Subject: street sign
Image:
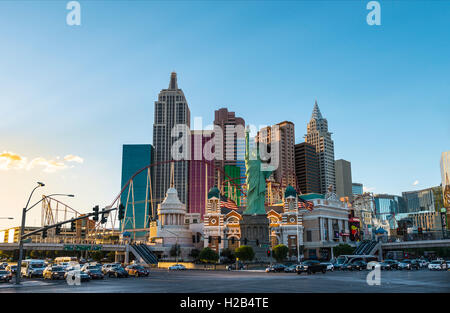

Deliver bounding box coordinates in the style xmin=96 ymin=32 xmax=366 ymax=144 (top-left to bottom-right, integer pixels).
xmin=63 ymin=244 xmax=102 ymax=251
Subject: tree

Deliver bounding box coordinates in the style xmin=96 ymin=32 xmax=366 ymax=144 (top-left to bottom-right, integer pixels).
xmin=170 ymin=244 xmax=181 ymax=258
xmin=189 ymin=249 xmax=200 ymax=262
xmin=234 ymin=245 xmax=254 ymax=263
xmin=220 ymin=248 xmax=235 ymax=263
xmin=272 ymin=244 xmax=289 ymax=263
xmin=333 ymin=244 xmax=354 ymax=257
xmin=91 ymin=251 xmax=104 ymax=262
xmin=199 ymin=247 xmax=219 ymax=263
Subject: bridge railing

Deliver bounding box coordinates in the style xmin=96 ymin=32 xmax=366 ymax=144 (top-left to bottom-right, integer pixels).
xmin=23 ymin=237 xmax=123 ymax=245
xmin=381 ymin=230 xmax=450 ymax=243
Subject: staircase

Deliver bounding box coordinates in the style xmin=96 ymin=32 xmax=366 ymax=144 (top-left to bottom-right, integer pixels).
xmin=129 ymin=244 xmax=158 ymax=265
xmin=353 ymin=240 xmax=380 ymax=256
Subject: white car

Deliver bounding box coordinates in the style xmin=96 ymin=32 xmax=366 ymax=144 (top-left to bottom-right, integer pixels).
xmin=428 ymin=260 xmax=447 ymax=270
xmin=417 ymin=260 xmax=428 ymax=268
xmin=320 ymin=262 xmax=334 ymax=271
xmin=366 ymin=261 xmax=380 ymax=270
xmin=168 ymin=264 xmax=186 ymax=270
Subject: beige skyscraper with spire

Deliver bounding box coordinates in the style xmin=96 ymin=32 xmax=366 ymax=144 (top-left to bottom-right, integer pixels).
xmin=305 ymin=101 xmax=336 ymax=194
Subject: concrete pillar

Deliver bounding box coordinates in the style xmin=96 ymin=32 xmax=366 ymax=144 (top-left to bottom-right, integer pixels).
xmin=328 ymin=219 xmax=333 ymax=242
xmin=125 ymin=245 xmax=129 ymax=264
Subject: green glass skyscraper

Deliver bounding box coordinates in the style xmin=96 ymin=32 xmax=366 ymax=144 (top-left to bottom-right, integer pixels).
xmin=120 ymin=144 xmax=153 ymax=238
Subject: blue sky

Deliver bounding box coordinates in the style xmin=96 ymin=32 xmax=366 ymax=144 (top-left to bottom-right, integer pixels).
xmin=1 ymin=0 xmax=449 ymax=228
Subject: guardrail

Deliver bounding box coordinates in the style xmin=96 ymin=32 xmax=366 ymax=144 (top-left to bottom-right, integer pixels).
xmin=381 ymin=230 xmax=450 ymax=243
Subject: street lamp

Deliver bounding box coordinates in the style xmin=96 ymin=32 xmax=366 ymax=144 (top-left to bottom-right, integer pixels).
xmin=15 ymin=183 xmax=74 ymax=285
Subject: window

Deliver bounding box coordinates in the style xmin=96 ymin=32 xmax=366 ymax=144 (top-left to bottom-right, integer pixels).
xmin=306 ymin=230 xmax=312 ymax=242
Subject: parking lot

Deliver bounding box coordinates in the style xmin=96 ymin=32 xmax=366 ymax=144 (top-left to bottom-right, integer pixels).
xmin=0 ymin=268 xmax=449 ymax=293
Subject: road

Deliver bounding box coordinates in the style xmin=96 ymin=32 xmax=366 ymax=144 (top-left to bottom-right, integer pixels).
xmin=0 ymin=269 xmax=449 ymax=293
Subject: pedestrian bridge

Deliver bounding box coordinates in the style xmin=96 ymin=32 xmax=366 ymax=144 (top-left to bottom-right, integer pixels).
xmin=0 ymin=242 xmax=126 ymax=252
xmin=381 ymin=239 xmax=450 ymax=250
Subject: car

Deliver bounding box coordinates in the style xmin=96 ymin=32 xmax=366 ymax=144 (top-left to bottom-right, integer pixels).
xmin=5 ymin=265 xmax=17 ymax=275
xmin=106 ymin=265 xmax=129 ymax=278
xmin=342 ymin=261 xmax=365 ymax=271
xmin=64 ymin=270 xmax=91 ymax=282
xmin=320 ymin=262 xmax=334 ymax=271
xmin=296 ymin=260 xmax=327 ymax=275
xmin=168 ymin=264 xmax=186 ymax=271
xmin=417 ymin=259 xmax=429 ymax=268
xmin=398 ymin=259 xmax=419 ymax=270
xmin=380 ymin=262 xmax=392 ymax=271
xmin=226 ymin=262 xmax=245 ymax=271
xmin=383 ymin=259 xmax=400 ymax=270
xmin=81 ymin=265 xmax=104 ymax=279
xmin=284 ymin=264 xmax=298 ymax=273
xmin=43 ymin=265 xmax=66 ymax=280
xmin=352 ymin=260 xmax=367 ymax=271
xmin=101 ymin=263 xmax=123 ymax=274
xmin=428 ymin=260 xmax=447 ymax=271
xmin=0 ymin=270 xmax=12 ymax=283
xmin=0 ymin=262 xmax=8 ymax=269
xmin=22 ymin=260 xmax=46 ymax=278
xmin=265 ymin=264 xmax=287 ymax=273
xmin=125 ymin=265 xmax=150 ymax=277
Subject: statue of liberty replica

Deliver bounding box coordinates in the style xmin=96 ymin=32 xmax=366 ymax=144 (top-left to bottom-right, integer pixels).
xmin=244 ymin=127 xmax=273 ymax=214
xmin=241 ymin=127 xmax=273 ymax=260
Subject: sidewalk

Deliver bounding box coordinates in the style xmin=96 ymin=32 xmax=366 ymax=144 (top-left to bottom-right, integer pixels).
xmin=0 ymin=280 xmax=55 ymax=289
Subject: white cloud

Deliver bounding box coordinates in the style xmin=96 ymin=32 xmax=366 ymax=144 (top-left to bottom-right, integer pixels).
xmin=27 ymin=157 xmax=67 ymax=173
xmin=64 ymin=154 xmax=84 ymax=164
xmin=0 ymin=151 xmax=27 ymax=170
xmin=413 ymin=180 xmax=419 ymax=186
xmin=0 ymin=151 xmax=82 ymax=173
xmin=363 ymin=186 xmax=376 ymax=192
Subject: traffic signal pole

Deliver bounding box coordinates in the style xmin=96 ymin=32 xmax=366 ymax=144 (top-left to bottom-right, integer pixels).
xmin=15 ymin=205 xmax=117 ymax=284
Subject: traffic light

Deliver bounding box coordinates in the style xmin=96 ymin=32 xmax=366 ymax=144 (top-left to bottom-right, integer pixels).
xmin=42 ymin=229 xmax=47 ymax=239
xmin=244 ymin=238 xmax=248 ymax=245
xmin=55 ymin=225 xmax=61 ymax=235
xmin=208 ymin=236 xmax=212 ymax=243
xmin=256 ymin=239 xmax=259 ymax=246
xmin=267 ymin=249 xmax=271 ymax=257
xmin=93 ymin=205 xmax=99 ymax=221
xmin=100 ymin=209 xmax=108 ymax=224
xmin=218 ymin=236 xmax=221 ymax=244
xmin=418 ymin=227 xmax=423 ymax=235
xmin=118 ymin=204 xmax=125 ymax=221
xmin=70 ymin=221 xmax=76 ymax=232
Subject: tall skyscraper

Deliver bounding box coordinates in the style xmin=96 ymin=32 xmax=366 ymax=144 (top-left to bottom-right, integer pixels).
xmin=441 ymin=151 xmax=450 ymax=209
xmin=188 ymin=130 xmax=214 ymax=218
xmin=402 ymin=187 xmax=438 ymax=213
xmin=120 ymin=144 xmax=153 ymax=237
xmin=256 ymin=121 xmax=296 ymax=188
xmin=213 ymin=108 xmax=245 ymax=186
xmin=153 ymin=72 xmax=191 ymax=208
xmin=294 ymin=142 xmax=320 ymax=194
xmin=335 ymin=159 xmax=353 ymax=200
xmin=305 ymin=101 xmax=336 ymax=194
xmin=373 ymin=194 xmax=407 ymax=220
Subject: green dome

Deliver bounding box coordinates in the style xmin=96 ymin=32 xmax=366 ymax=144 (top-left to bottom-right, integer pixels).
xmin=208 ymin=186 xmax=220 ymax=199
xmin=284 ymin=185 xmax=297 ymax=198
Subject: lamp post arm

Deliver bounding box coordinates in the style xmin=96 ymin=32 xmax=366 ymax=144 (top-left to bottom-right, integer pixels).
xmin=24 ymin=185 xmax=40 ymax=211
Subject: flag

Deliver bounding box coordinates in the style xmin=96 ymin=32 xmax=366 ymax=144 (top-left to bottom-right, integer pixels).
xmin=220 ymin=194 xmax=238 ymax=210
xmin=298 ymin=196 xmax=314 ymax=211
